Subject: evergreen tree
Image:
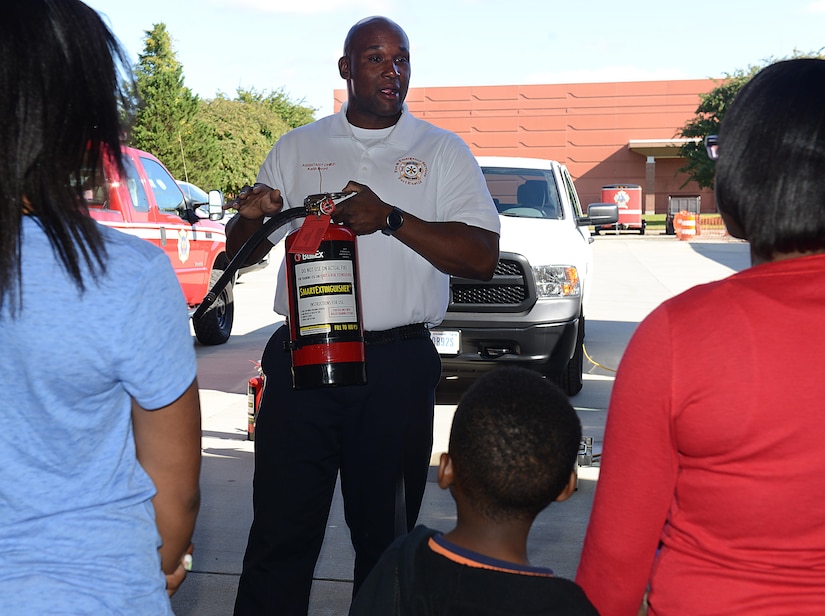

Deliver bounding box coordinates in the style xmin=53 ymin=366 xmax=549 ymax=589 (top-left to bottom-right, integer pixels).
xmin=130 ymin=23 xmax=221 ymax=191
xmin=128 ymin=24 xmax=319 ymax=196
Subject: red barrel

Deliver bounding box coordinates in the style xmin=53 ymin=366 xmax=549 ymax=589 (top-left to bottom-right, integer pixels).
xmin=247 ymin=373 xmax=264 ymax=440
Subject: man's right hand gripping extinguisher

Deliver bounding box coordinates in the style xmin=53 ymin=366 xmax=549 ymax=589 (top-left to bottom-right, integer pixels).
xmin=283 ymin=193 xmax=367 ymax=389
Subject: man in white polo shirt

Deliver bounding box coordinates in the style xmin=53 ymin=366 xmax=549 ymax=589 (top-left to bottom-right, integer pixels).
xmin=228 ymin=16 xmax=500 ymax=615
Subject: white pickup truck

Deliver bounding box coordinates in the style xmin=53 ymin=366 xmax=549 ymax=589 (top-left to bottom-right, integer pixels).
xmin=430 ymin=157 xmax=618 ymax=395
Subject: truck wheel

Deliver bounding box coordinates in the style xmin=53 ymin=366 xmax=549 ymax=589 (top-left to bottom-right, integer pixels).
xmin=193 ymin=269 xmax=234 ymax=345
xmin=559 ymin=315 xmax=584 ymax=396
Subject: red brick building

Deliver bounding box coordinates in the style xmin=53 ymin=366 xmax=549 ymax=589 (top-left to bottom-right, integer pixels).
xmin=335 ymin=79 xmax=719 ymax=214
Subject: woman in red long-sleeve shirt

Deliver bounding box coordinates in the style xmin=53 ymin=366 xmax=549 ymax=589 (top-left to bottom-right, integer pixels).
xmin=577 ymin=58 xmax=825 ymax=616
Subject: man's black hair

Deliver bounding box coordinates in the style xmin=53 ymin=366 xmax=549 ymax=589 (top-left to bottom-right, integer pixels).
xmin=449 ymin=367 xmax=582 ymax=521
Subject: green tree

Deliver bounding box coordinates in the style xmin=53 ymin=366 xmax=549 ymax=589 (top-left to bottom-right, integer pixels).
xmin=678 ymin=50 xmax=825 ymax=189
xmin=235 ymin=88 xmax=317 ymax=130
xmin=130 ymin=23 xmax=221 ymax=190
xmin=200 ymin=94 xmax=292 ymax=196
xmin=677 ymin=68 xmax=758 ymax=190
xmin=195 ymin=88 xmax=316 ymax=197
xmin=128 ymin=24 xmax=317 ymax=196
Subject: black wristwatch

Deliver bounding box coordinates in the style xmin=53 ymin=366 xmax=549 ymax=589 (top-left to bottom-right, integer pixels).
xmin=382 ymin=207 xmax=405 ymax=236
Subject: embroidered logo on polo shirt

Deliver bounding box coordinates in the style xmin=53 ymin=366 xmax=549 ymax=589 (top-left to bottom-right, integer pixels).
xmin=302 ymin=162 xmax=336 ymax=188
xmin=395 ymin=157 xmax=428 ymax=185
xmin=302 ymin=162 xmax=336 ymax=173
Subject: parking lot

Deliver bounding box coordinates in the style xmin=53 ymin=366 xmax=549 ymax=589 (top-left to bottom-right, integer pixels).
xmin=172 ymin=232 xmax=750 ymax=615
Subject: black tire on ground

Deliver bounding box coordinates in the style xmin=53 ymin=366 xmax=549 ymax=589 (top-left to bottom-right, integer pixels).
xmin=193 ymin=269 xmax=234 ymax=345
xmin=640 ymin=220 xmax=646 ymax=235
xmin=559 ymin=314 xmax=584 ymax=396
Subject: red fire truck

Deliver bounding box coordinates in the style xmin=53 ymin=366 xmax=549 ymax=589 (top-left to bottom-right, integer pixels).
xmin=86 ymin=147 xmax=234 ymax=345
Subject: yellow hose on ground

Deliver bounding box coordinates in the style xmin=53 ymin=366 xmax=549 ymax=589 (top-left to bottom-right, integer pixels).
xmin=583 ymin=344 xmax=616 ymax=373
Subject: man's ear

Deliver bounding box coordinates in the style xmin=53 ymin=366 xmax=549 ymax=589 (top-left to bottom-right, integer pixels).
xmin=554 ymin=471 xmax=578 ymax=503
xmin=338 ymin=56 xmax=350 ymax=79
xmin=437 ymin=452 xmax=454 ymax=490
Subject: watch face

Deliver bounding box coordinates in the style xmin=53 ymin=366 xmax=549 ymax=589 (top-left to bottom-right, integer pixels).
xmin=388 ymin=209 xmax=404 ymax=230
xmin=385 ymin=207 xmax=404 ymax=233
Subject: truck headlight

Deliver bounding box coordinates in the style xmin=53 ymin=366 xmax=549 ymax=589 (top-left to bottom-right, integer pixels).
xmin=532 ymin=265 xmax=580 ymax=298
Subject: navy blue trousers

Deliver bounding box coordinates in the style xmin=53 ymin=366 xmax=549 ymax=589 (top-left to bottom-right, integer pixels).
xmin=233 ymin=325 xmax=441 ymax=615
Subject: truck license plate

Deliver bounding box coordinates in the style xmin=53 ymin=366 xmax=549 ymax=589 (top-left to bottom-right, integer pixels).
xmin=430 ymin=330 xmax=460 ymax=355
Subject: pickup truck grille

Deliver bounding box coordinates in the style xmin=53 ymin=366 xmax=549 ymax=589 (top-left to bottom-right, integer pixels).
xmin=448 ymin=253 xmax=535 ymax=313
xmin=492 ymin=259 xmax=523 ymax=277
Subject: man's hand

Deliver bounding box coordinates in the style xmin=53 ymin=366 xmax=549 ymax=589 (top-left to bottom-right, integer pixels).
xmin=330 ymin=181 xmax=391 ymax=235
xmin=332 ymin=180 xmax=499 ymax=280
xmin=230 ymin=183 xmax=284 ymax=220
xmin=224 ymin=183 xmax=284 ymax=260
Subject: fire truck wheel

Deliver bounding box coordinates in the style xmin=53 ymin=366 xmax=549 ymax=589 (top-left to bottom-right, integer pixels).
xmin=193 ymin=269 xmax=234 ymax=345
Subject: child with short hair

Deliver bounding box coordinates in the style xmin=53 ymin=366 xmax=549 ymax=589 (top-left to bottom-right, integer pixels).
xmin=349 ymin=367 xmax=598 ymax=615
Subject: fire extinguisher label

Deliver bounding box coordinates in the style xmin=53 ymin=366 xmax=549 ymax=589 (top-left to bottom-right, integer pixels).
xmin=285 ymin=222 xmax=366 ymax=387
xmin=294 ymin=258 xmax=359 ymax=335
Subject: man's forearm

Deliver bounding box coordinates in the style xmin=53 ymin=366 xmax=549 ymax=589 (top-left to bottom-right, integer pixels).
xmin=394 ymin=217 xmax=500 ymax=280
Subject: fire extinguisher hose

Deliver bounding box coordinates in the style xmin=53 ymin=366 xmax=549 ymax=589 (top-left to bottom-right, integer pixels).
xmin=193 ymin=207 xmax=309 ymax=320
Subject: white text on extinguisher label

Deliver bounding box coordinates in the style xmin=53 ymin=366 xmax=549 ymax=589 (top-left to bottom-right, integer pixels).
xmin=295 ymin=260 xmax=358 ymax=334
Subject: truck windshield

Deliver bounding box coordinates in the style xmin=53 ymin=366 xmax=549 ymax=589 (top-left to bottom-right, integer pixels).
xmin=77 ymin=155 xmax=149 ymax=213
xmin=482 ymin=168 xmax=563 ymax=220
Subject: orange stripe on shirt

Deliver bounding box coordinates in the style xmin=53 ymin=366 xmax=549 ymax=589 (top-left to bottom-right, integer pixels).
xmin=427 ymin=535 xmax=554 ymax=577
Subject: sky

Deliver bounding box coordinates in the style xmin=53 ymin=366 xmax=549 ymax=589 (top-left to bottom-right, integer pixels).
xmin=85 ymin=0 xmax=825 ymax=119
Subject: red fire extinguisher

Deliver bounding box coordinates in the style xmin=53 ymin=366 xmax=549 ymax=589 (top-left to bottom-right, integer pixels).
xmin=284 ymin=193 xmax=367 ymax=389
xmin=247 ymin=361 xmax=264 ymax=441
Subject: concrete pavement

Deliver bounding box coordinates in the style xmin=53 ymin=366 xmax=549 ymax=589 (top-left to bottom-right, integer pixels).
xmin=171 ymin=232 xmax=750 ymax=615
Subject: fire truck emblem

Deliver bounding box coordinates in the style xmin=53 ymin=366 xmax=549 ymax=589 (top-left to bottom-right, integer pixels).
xmin=178 ymin=229 xmax=190 ymax=263
xmin=395 ymin=157 xmax=428 ymax=185
xmin=614 ymin=190 xmax=630 ymax=209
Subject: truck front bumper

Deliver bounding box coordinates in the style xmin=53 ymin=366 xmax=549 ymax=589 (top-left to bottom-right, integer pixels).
xmin=432 ymin=318 xmax=578 ymax=378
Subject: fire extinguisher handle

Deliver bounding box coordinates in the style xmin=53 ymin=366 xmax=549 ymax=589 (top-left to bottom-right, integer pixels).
xmin=193 ymin=207 xmax=309 ymax=320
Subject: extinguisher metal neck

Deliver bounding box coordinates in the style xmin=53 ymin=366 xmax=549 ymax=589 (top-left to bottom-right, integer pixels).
xmin=303 ymin=192 xmax=356 ymax=216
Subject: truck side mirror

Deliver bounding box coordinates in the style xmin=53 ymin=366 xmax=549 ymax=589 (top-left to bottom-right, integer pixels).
xmin=578 ymin=203 xmax=619 ymax=227
xmin=208 ymin=189 xmax=225 ymax=221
